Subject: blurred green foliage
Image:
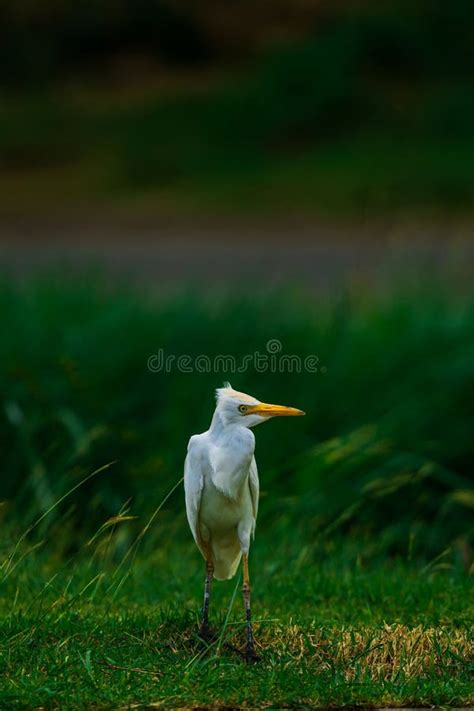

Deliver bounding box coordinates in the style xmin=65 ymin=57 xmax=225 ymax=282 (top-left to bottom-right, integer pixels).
xmin=1 ymin=278 xmax=473 ymax=562
xmin=1 ymin=0 xmax=473 ymax=215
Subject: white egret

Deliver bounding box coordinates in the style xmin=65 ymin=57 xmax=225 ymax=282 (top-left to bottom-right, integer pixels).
xmin=184 ymin=383 xmax=305 ymax=661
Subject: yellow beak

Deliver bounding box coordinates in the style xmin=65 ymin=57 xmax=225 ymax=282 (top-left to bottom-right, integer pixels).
xmin=246 ymin=402 xmax=305 ymax=417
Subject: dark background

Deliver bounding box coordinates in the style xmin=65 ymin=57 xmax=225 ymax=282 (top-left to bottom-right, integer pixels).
xmin=0 ymin=0 xmax=473 ymax=568
xmin=0 ymin=0 xmax=473 ymax=221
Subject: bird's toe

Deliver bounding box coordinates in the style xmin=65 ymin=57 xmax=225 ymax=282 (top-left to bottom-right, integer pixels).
xmin=244 ymin=647 xmax=261 ymax=664
xmin=198 ymin=625 xmax=216 ymax=644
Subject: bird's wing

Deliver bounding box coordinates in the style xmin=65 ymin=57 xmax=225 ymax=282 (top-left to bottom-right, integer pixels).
xmin=248 ymin=455 xmax=259 ymax=532
xmin=184 ymin=434 xmax=205 ymax=551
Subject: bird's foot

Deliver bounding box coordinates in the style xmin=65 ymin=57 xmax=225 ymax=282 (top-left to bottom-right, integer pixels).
xmin=198 ymin=623 xmax=215 ymax=643
xmin=244 ymin=645 xmax=261 ymax=664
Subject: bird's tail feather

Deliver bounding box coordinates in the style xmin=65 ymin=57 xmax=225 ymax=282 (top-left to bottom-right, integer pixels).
xmin=211 ymin=541 xmax=242 ymax=580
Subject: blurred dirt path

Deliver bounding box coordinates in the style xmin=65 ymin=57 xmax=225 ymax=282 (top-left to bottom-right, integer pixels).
xmin=0 ymin=217 xmax=472 ymax=290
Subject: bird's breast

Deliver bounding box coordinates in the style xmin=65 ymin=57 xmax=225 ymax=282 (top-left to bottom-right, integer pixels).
xmin=208 ymin=428 xmax=254 ymax=498
xmin=199 ymin=475 xmax=252 ymax=534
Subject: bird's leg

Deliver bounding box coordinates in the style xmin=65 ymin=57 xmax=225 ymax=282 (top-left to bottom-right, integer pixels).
xmin=200 ymin=558 xmax=214 ymax=640
xmin=242 ymin=554 xmax=259 ymax=662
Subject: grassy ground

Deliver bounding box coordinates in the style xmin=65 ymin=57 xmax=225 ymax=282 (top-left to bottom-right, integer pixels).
xmin=1 ymin=540 xmax=473 ymax=708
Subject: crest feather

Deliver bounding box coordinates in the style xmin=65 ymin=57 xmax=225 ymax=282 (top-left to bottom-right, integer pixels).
xmin=215 ymin=383 xmax=259 ymax=406
xmin=215 ymin=381 xmax=233 ymax=403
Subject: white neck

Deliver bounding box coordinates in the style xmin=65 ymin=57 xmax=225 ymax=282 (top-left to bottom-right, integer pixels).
xmin=207 ymin=409 xmax=255 ymax=499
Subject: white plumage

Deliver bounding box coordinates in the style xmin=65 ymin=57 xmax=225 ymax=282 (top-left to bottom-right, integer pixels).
xmin=185 ymin=384 xmax=261 ymax=579
xmin=184 ymin=383 xmax=304 ymax=660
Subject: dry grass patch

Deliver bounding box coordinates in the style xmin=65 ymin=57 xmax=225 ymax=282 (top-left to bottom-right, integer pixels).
xmin=251 ymin=623 xmax=473 ymax=680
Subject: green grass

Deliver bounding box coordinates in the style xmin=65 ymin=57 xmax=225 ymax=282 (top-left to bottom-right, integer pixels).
xmin=1 ymin=537 xmax=473 ymax=708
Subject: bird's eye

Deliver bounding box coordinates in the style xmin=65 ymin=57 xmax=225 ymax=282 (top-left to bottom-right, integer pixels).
xmin=238 ymin=405 xmax=248 ymax=414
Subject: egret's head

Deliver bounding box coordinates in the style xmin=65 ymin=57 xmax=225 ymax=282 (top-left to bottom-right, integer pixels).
xmin=215 ymin=383 xmax=305 ymax=428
